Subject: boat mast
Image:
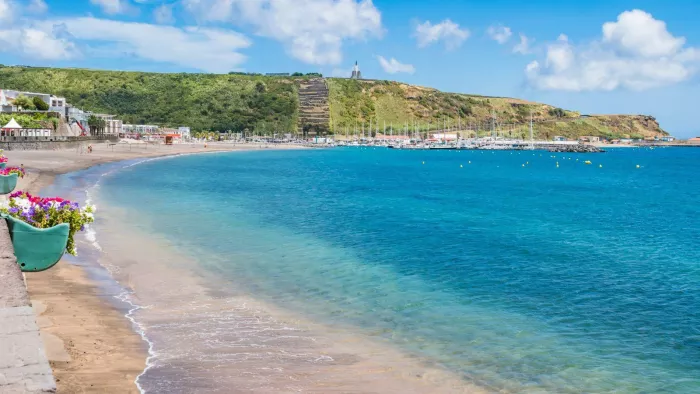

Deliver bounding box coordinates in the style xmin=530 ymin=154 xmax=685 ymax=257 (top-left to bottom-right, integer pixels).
xmin=530 ymin=111 xmax=534 ymax=148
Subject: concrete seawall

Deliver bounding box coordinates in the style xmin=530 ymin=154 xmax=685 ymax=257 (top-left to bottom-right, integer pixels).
xmin=1 ymin=137 xmax=118 ymax=152
xmin=0 ymin=219 xmax=56 ymax=393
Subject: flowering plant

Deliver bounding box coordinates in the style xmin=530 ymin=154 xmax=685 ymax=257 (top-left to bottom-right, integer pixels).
xmin=0 ymin=166 xmax=25 ymax=178
xmin=0 ymin=191 xmax=95 ymax=255
xmin=0 ymin=157 xmax=8 ymax=163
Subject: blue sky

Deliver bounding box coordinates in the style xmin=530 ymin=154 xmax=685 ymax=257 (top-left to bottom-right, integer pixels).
xmin=1 ymin=0 xmax=699 ymax=137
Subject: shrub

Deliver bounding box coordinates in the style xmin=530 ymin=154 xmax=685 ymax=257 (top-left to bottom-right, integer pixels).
xmin=13 ymin=95 xmax=35 ymax=110
xmin=32 ymin=96 xmax=49 ymax=111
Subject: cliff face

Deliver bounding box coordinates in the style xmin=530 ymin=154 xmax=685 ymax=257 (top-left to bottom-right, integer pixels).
xmin=0 ymin=66 xmax=666 ymax=139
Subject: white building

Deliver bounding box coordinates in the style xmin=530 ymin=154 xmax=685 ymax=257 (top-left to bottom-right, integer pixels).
xmin=49 ymin=96 xmax=67 ymax=113
xmin=1 ymin=89 xmax=66 ymax=113
xmin=95 ymin=114 xmax=123 ymax=135
xmin=178 ymin=126 xmax=191 ymax=139
xmin=123 ymin=124 xmax=159 ymax=134
xmin=432 ymin=133 xmax=458 ymax=141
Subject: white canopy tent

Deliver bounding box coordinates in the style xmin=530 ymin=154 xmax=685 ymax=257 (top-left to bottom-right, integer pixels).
xmin=2 ymin=118 xmax=22 ymax=129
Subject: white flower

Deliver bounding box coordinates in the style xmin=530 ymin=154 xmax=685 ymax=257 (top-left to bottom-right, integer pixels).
xmin=14 ymin=198 xmax=32 ymax=211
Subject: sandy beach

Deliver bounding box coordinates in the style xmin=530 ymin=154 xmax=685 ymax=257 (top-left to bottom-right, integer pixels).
xmin=6 ymin=142 xmax=307 ymax=393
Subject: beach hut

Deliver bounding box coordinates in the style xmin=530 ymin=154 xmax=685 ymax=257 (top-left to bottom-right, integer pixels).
xmin=1 ymin=118 xmax=22 ymax=137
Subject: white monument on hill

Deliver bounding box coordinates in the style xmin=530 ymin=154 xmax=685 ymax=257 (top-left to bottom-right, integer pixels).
xmin=350 ymin=61 xmax=362 ymax=79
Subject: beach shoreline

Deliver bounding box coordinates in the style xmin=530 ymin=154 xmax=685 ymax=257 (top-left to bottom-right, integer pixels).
xmin=7 ymin=142 xmax=487 ymax=393
xmin=7 ymin=142 xmax=309 ymax=393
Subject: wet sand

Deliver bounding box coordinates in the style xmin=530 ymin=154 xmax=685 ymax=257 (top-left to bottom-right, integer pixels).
xmin=7 ymin=142 xmax=307 ymax=393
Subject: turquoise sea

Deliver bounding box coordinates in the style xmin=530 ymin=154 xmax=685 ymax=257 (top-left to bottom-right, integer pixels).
xmin=49 ymin=147 xmax=700 ymax=392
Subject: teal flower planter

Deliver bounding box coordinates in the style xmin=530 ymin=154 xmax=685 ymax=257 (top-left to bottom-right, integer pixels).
xmin=2 ymin=215 xmax=69 ymax=272
xmin=0 ymin=163 xmax=6 ymax=169
xmin=0 ymin=173 xmax=18 ymax=194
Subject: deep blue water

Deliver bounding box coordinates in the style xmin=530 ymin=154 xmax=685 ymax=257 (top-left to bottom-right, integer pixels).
xmin=93 ymin=147 xmax=700 ymax=392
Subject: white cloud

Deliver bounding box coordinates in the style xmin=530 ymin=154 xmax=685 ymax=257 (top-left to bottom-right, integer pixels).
xmin=0 ymin=25 xmax=78 ymax=60
xmin=27 ymin=0 xmax=48 ymax=14
xmin=414 ymin=19 xmax=469 ymax=50
xmin=377 ymin=56 xmax=415 ymax=74
xmin=89 ymin=0 xmax=134 ymax=15
xmin=0 ymin=9 xmax=251 ymax=73
xmin=487 ymin=24 xmax=511 ymax=44
xmin=54 ymin=17 xmax=251 ymax=72
xmin=513 ymin=33 xmax=531 ymax=54
xmin=526 ymin=10 xmax=700 ymax=91
xmin=0 ymin=0 xmax=13 ymax=23
xmin=602 ymin=10 xmax=684 ymax=57
xmin=154 ymin=4 xmax=174 ymax=24
xmin=183 ymin=0 xmax=382 ymax=65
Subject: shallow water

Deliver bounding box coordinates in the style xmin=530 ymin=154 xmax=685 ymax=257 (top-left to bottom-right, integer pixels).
xmin=47 ymin=147 xmax=700 ymax=392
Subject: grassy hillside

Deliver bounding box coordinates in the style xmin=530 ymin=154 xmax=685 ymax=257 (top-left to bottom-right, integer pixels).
xmin=327 ymin=79 xmax=667 ymax=140
xmin=0 ymin=66 xmax=666 ymax=139
xmin=0 ymin=66 xmax=298 ymax=133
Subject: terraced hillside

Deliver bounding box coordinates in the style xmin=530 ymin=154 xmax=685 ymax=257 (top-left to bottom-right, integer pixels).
xmin=297 ymin=78 xmax=330 ymax=135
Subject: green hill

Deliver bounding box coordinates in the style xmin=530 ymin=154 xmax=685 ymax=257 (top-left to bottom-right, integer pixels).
xmin=326 ymin=78 xmax=667 ymax=140
xmin=0 ymin=66 xmax=667 ymax=140
xmin=0 ymin=66 xmax=298 ymax=133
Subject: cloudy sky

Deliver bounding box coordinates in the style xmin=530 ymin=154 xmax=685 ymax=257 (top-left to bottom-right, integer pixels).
xmin=1 ymin=0 xmax=699 ymax=137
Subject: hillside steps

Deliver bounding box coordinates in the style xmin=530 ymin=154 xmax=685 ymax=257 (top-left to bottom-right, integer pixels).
xmin=297 ymin=78 xmax=330 ymax=135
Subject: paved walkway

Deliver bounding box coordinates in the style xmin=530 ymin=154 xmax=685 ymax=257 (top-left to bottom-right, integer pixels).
xmin=0 ymin=219 xmax=56 ymax=393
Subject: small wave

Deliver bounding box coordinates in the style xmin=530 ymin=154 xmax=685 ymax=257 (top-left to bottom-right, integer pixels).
xmin=84 ymin=226 xmax=102 ymax=251
xmin=115 ymin=291 xmax=155 ymax=394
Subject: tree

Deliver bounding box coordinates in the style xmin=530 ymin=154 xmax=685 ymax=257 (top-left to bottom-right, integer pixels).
xmin=255 ymin=81 xmax=266 ymax=93
xmin=291 ymin=72 xmax=304 ymax=77
xmin=32 ymin=96 xmax=49 ymax=111
xmin=549 ymin=107 xmax=566 ymax=118
xmin=13 ymin=95 xmax=35 ymax=110
xmin=87 ymin=115 xmax=106 ymax=136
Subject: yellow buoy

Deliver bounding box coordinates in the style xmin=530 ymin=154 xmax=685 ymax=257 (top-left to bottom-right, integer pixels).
xmin=585 ymin=160 xmax=592 ymax=165
xmin=599 ymin=164 xmax=603 ymax=168
xmin=636 ymin=164 xmax=640 ymax=168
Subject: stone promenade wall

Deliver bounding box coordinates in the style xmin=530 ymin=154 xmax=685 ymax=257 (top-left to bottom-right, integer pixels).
xmin=0 ymin=219 xmax=56 ymax=393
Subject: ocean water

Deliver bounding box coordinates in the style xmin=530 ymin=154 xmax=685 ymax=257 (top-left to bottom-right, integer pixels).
xmin=48 ymin=147 xmax=700 ymax=392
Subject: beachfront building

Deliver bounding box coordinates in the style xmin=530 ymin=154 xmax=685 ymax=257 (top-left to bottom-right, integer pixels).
xmin=578 ymin=136 xmax=601 ymax=143
xmin=94 ymin=114 xmax=123 ymax=135
xmin=0 ymin=89 xmax=66 ymax=113
xmin=178 ymin=127 xmax=191 ymax=140
xmin=432 ymin=133 xmax=458 ymax=141
xmin=123 ymin=124 xmax=159 ymax=135
xmin=661 ymin=136 xmax=676 ymax=142
xmin=49 ymin=96 xmax=67 ymax=113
